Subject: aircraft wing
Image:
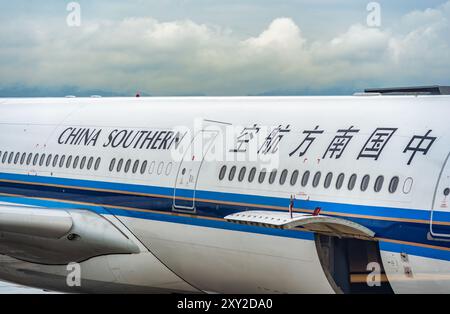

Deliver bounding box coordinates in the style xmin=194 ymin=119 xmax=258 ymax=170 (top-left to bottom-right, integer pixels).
xmin=0 ymin=204 xmax=140 ymax=265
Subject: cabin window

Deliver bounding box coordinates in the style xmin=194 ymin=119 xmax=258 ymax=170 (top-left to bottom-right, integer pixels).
xmin=14 ymin=152 xmax=20 ymax=164
xmin=140 ymin=160 xmax=148 ymax=174
xmin=219 ymin=165 xmax=227 ymax=180
xmin=165 ymin=162 xmax=173 ymax=176
xmin=109 ymin=159 xmax=116 ymax=172
xmin=132 ymin=160 xmax=139 ymax=174
xmin=39 ymin=154 xmax=46 ymax=166
xmin=312 ymin=171 xmax=322 ymax=188
xmin=1 ymin=152 xmax=7 ymax=163
xmin=348 ymin=174 xmax=357 ymax=190
xmin=8 ymin=152 xmax=14 ymax=164
xmin=33 ymin=153 xmax=39 ymax=166
xmin=87 ymin=157 xmax=94 ymax=170
xmin=290 ymin=170 xmax=299 ymax=186
xmin=46 ymin=154 xmax=52 ymax=167
xmin=258 ymin=168 xmax=267 ymax=184
xmin=269 ymin=169 xmax=277 ymax=184
xmin=20 ymin=153 xmax=26 ymax=165
xmin=157 ymin=162 xmax=164 ymax=175
xmin=53 ymin=155 xmax=59 ymax=167
xmin=228 ymin=166 xmax=237 ymax=181
xmin=301 ymin=171 xmax=310 ymax=187
xmin=72 ymin=156 xmax=79 ymax=169
xmin=279 ymin=169 xmax=288 ymax=185
xmin=148 ymin=161 xmax=155 ymax=174
xmin=374 ymin=176 xmax=384 ymax=192
xmin=116 ymin=159 xmax=123 ymax=172
xmin=124 ymin=159 xmax=132 ymax=173
xmin=26 ymin=153 xmax=33 ymax=165
xmin=66 ymin=155 xmax=73 ymax=168
xmin=389 ymin=176 xmax=399 ymax=193
xmin=361 ymin=175 xmax=370 ymax=191
xmin=248 ymin=167 xmax=257 ymax=183
xmin=238 ymin=167 xmax=246 ymax=182
xmin=80 ymin=156 xmax=87 ymax=170
xmin=324 ymin=172 xmax=333 ymax=189
xmin=336 ymin=173 xmax=345 ymax=189
xmin=59 ymin=155 xmax=66 ymax=168
xmin=94 ymin=157 xmax=101 ymax=171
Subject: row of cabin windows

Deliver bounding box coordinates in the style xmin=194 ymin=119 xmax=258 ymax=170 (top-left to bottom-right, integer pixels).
xmin=218 ymin=165 xmax=400 ymax=194
xmin=108 ymin=158 xmax=173 ymax=176
xmin=0 ymin=150 xmax=101 ymax=171
xmin=109 ymin=158 xmax=147 ymax=175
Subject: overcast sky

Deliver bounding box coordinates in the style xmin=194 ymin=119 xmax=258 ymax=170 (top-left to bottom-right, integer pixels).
xmin=0 ymin=0 xmax=449 ymax=96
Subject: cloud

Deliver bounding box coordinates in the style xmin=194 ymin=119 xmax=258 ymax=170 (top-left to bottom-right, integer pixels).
xmin=0 ymin=1 xmax=449 ymax=96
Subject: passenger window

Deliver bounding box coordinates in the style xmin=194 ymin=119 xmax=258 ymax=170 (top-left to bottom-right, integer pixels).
xmin=374 ymin=176 xmax=384 ymax=192
xmin=348 ymin=174 xmax=357 ymax=190
xmin=26 ymin=153 xmax=33 ymax=165
xmin=336 ymin=173 xmax=345 ymax=190
xmin=66 ymin=155 xmax=73 ymax=168
xmin=238 ymin=167 xmax=246 ymax=182
xmin=116 ymin=159 xmax=123 ymax=172
xmin=109 ymin=159 xmax=116 ymax=172
xmin=312 ymin=171 xmax=321 ymax=188
xmin=361 ymin=175 xmax=370 ymax=191
xmin=1 ymin=151 xmax=7 ymax=163
xmin=59 ymin=155 xmax=66 ymax=168
xmin=165 ymin=162 xmax=172 ymax=176
xmin=279 ymin=169 xmax=288 ymax=185
xmin=39 ymin=154 xmax=46 ymax=166
xmin=157 ymin=162 xmax=164 ymax=175
xmin=33 ymin=153 xmax=39 ymax=166
xmin=94 ymin=157 xmax=101 ymax=170
xmin=46 ymin=154 xmax=52 ymax=167
xmin=53 ymin=155 xmax=59 ymax=167
xmin=72 ymin=156 xmax=79 ymax=169
xmin=148 ymin=161 xmax=155 ymax=174
xmin=258 ymin=168 xmax=267 ymax=183
xmin=140 ymin=160 xmax=148 ymax=174
xmin=389 ymin=176 xmax=399 ymax=193
xmin=324 ymin=172 xmax=333 ymax=189
xmin=20 ymin=153 xmax=26 ymax=165
xmin=124 ymin=159 xmax=132 ymax=173
xmin=269 ymin=169 xmax=277 ymax=184
xmin=80 ymin=156 xmax=87 ymax=170
xmin=219 ymin=165 xmax=227 ymax=180
xmin=248 ymin=167 xmax=257 ymax=182
xmin=290 ymin=170 xmax=299 ymax=186
xmin=301 ymin=171 xmax=310 ymax=187
xmin=87 ymin=157 xmax=94 ymax=170
xmin=8 ymin=152 xmax=14 ymax=164
xmin=132 ymin=160 xmax=139 ymax=174
xmin=228 ymin=166 xmax=237 ymax=181
xmin=14 ymin=152 xmax=20 ymax=164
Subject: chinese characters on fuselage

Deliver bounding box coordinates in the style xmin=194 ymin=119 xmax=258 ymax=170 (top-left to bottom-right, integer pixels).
xmin=230 ymin=124 xmax=436 ymax=165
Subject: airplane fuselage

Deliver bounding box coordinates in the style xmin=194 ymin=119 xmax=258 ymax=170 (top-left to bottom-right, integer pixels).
xmin=0 ymin=96 xmax=449 ymax=293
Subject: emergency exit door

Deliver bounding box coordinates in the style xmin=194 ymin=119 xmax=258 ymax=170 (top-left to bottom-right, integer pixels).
xmin=173 ymin=130 xmax=218 ymax=212
xmin=430 ymin=152 xmax=450 ymax=237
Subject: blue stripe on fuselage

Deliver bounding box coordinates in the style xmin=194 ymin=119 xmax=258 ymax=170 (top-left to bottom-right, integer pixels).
xmin=1 ymin=171 xmax=450 ymax=262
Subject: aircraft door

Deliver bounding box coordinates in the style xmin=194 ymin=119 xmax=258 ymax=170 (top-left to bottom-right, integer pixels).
xmin=173 ymin=130 xmax=218 ymax=213
xmin=430 ymin=152 xmax=450 ymax=237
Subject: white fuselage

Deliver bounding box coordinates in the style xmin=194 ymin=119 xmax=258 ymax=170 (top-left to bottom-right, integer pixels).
xmin=0 ymin=96 xmax=449 ymax=293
